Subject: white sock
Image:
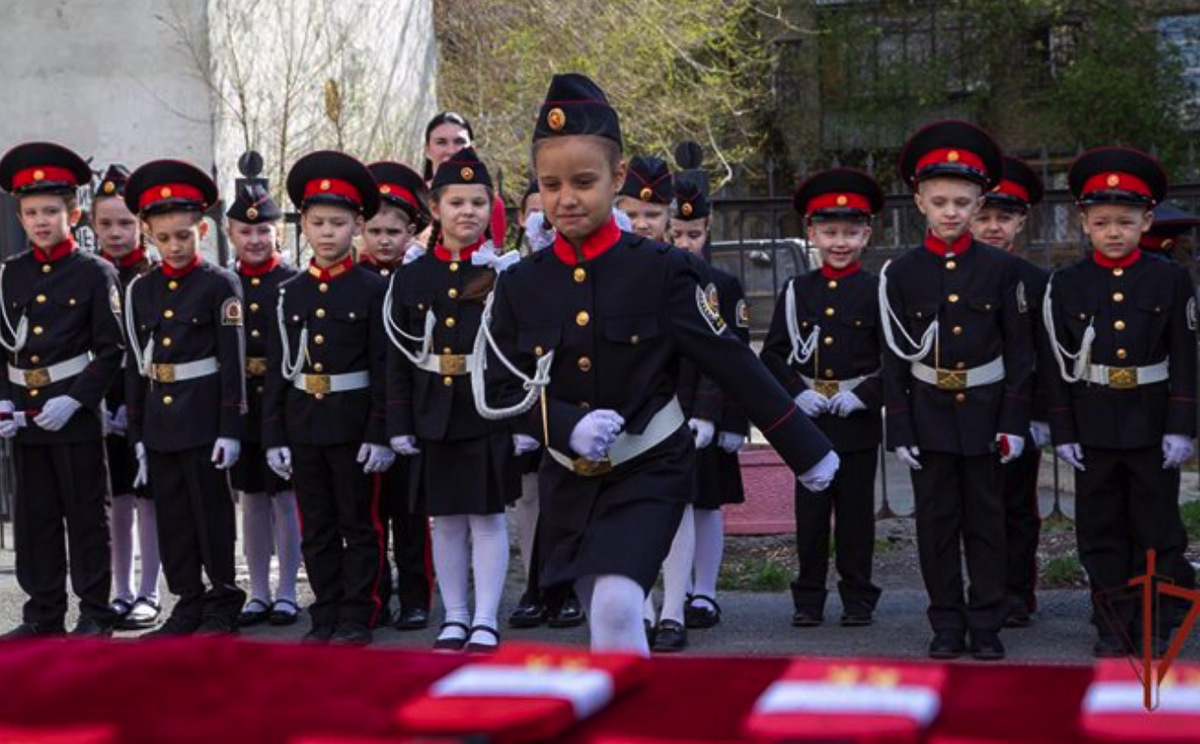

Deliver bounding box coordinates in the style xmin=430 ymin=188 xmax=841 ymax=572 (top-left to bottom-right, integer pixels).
xmin=272 ymin=492 xmax=303 ymax=603
xmin=511 ymin=475 xmax=539 ymax=581
xmin=660 ymin=505 xmax=695 ymax=624
xmin=468 ymin=512 xmax=509 ymax=645
xmin=110 ymin=494 xmax=136 ymax=603
xmin=134 ymin=498 xmax=161 ymax=602
xmin=584 ymin=574 xmax=649 ymax=657
xmin=432 ymin=515 xmax=470 ymax=640
xmin=691 ymin=508 xmax=724 ymax=605
xmin=241 ymin=492 xmax=273 ymax=604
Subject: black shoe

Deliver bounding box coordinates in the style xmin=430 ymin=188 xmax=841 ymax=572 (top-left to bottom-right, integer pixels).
xmin=652 ymin=620 xmax=687 ymax=652
xmin=1093 ymin=635 xmax=1127 ymax=658
xmin=508 ymin=599 xmax=547 ymax=629
xmin=840 ymin=611 xmax=874 ymax=627
xmin=684 ymin=595 xmax=721 ymax=629
xmin=433 ymin=621 xmax=470 ymax=652
xmin=142 ymin=614 xmax=201 ymax=639
xmin=331 ymin=621 xmax=372 ymax=646
xmin=465 ymin=625 xmax=501 ymax=654
xmin=928 ymin=631 xmax=967 ymax=659
xmin=547 ymin=596 xmax=585 ymax=628
xmin=237 ymin=599 xmax=272 ymax=628
xmin=644 ymin=618 xmax=657 ymax=647
xmin=1003 ymin=597 xmax=1033 ymax=629
xmin=70 ymin=617 xmax=114 ymax=638
xmin=791 ymin=609 xmax=824 ymax=628
xmin=303 ymin=624 xmax=335 ymax=643
xmin=970 ymin=631 xmax=1006 ymax=661
xmin=2 ymin=621 xmax=66 ymax=640
xmin=109 ymin=598 xmax=134 ymax=621
xmin=197 ymin=615 xmax=239 ymax=635
xmin=268 ymin=599 xmax=300 ymax=627
xmin=394 ymin=606 xmax=430 ymax=631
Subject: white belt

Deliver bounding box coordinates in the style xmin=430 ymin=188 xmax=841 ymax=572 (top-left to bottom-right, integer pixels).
xmin=292 ymin=370 xmax=370 ymax=395
xmin=7 ymin=353 xmax=91 ymax=389
xmin=910 ymin=356 xmax=1004 ymax=391
xmin=1083 ymin=360 xmax=1169 ymax=389
xmin=800 ymin=370 xmax=877 ymax=398
xmin=414 ymin=353 xmax=474 ymax=377
xmin=149 ymin=357 xmax=219 ymax=383
xmin=548 ymin=397 xmax=686 ymax=477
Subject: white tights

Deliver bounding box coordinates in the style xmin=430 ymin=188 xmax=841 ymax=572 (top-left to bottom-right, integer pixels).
xmin=241 ymin=491 xmax=303 ymax=604
xmin=432 ymin=513 xmax=509 ymax=645
xmin=110 ymin=494 xmax=160 ymax=603
xmin=577 ymin=574 xmax=650 ymax=657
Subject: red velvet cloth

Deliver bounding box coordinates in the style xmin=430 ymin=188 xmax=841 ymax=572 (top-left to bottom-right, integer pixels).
xmin=0 ymin=638 xmax=1102 ymax=743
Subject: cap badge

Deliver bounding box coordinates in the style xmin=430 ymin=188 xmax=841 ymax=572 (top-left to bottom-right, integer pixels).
xmin=1107 ymin=174 xmax=1120 ymax=187
xmin=461 ymin=167 xmax=475 ymax=181
xmin=639 ymin=187 xmax=653 ymax=201
xmin=380 ymin=185 xmax=392 ymax=195
xmin=320 ymin=179 xmax=332 ymax=191
xmin=836 ymin=195 xmax=848 ymax=206
xmin=246 ymin=206 xmax=259 ymax=221
xmin=160 ymin=186 xmax=172 ymax=199
xmin=681 ymin=202 xmax=693 ymax=217
xmin=103 ymin=181 xmax=115 ymax=194
xmin=32 ymin=169 xmax=45 ymax=181
xmin=947 ymin=151 xmax=960 ymax=163
xmin=547 ymin=107 xmax=567 ymax=132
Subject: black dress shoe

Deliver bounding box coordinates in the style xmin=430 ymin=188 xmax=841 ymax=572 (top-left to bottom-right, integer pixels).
xmin=644 ymin=618 xmax=657 ymax=647
xmin=268 ymin=599 xmax=300 ymax=627
xmin=1093 ymin=635 xmax=1127 ymax=658
xmin=70 ymin=617 xmax=114 ymax=638
xmin=508 ymin=600 xmax=547 ymax=629
xmin=2 ymin=621 xmax=66 ymax=640
xmin=142 ymin=614 xmax=202 ymax=639
xmin=840 ymin=612 xmax=874 ymax=627
xmin=237 ymin=599 xmax=272 ymax=628
xmin=547 ymin=596 xmax=585 ymax=629
xmin=684 ymin=595 xmax=721 ymax=629
xmin=118 ymin=598 xmax=161 ymax=630
xmin=791 ymin=609 xmax=824 ymax=628
xmin=433 ymin=621 xmax=470 ymax=652
xmin=1003 ymin=597 xmax=1033 ymax=628
xmin=970 ymin=631 xmax=1006 ymax=661
xmin=197 ymin=616 xmax=239 ymax=635
xmin=928 ymin=631 xmax=967 ymax=659
xmin=331 ymin=621 xmax=372 ymax=646
xmin=652 ymin=620 xmax=687 ymax=652
xmin=466 ymin=625 xmax=501 ymax=654
xmin=394 ymin=606 xmax=430 ymax=631
xmin=303 ymin=625 xmax=336 ymax=643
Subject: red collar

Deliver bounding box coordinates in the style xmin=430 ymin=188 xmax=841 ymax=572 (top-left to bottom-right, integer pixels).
xmin=239 ymin=252 xmax=281 ymax=277
xmin=307 ymin=254 xmax=355 ymax=282
xmin=32 ymin=236 xmax=76 ymax=264
xmin=103 ymin=247 xmax=146 ymax=269
xmin=433 ymin=236 xmax=485 ymax=263
xmin=359 ymin=251 xmax=399 ymax=269
xmin=162 ymin=253 xmax=202 ymax=278
xmin=1092 ymin=248 xmax=1141 ymax=269
xmin=923 ymin=230 xmax=972 ymax=258
xmin=552 ymin=218 xmax=622 ymax=266
xmin=821 ymin=261 xmax=861 ymax=280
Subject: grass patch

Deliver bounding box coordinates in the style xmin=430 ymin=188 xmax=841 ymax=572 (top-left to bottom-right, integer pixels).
xmin=1182 ymin=500 xmax=1200 ymax=542
xmin=719 ymin=557 xmax=792 ymax=592
xmin=1041 ymin=512 xmax=1074 ymax=533
xmin=1041 ymin=553 xmax=1085 ymax=588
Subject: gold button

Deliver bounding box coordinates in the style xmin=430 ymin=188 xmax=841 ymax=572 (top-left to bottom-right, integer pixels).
xmin=314 ymin=393 xmax=325 ymax=401
xmin=316 ymin=308 xmax=326 ymax=319
xmin=250 ymin=303 xmax=260 ymax=313
xmin=162 ymin=337 xmax=171 ymax=346
xmin=825 ymin=369 xmax=835 ymax=378
xmin=574 ymin=268 xmax=587 ymax=283
xmin=318 ymin=283 xmax=329 ymax=293
xmin=163 ymin=309 xmax=174 ymax=319
xmin=823 ymin=336 xmax=834 ymax=346
xmin=630 ymin=334 xmax=640 ymax=345
xmin=576 ymin=311 xmax=590 ymax=327
xmin=41 ymin=265 xmax=51 ymax=274
xmin=28 ymin=388 xmax=39 ymax=398
xmin=314 ymin=334 xmax=325 ymax=344
xmin=1117 ymin=348 xmax=1128 ymax=359
xmin=69 ymin=298 xmax=75 ymax=306
xmin=948 ymin=294 xmax=960 ymax=303
xmin=443 ymin=376 xmax=453 ymax=386
xmin=32 ymin=326 xmax=43 ymax=335
xmin=251 ymin=329 xmax=260 ymax=338
xmin=36 ymin=295 xmax=46 ymax=304
xmin=824 ymin=307 xmax=835 ymax=317
xmin=955 ymin=392 xmax=966 ymax=403
xmin=1112 ymin=292 xmax=1124 ymax=303
xmin=445 ymin=317 xmax=456 ymax=328
xmin=30 ymin=355 xmax=39 ymax=364
xmin=534 ymin=345 xmax=544 ymax=357
xmin=256 ymin=385 xmax=264 ymax=395
xmin=449 ymin=262 xmax=460 ymax=272
xmin=1113 ymin=268 xmax=1124 ymax=277
xmin=827 ymin=280 xmax=838 ymax=290
xmin=168 ymin=281 xmax=178 ymax=290
xmin=163 ymin=395 xmax=173 ymax=405
xmin=946 ymin=260 xmax=957 ymax=271
xmin=448 ymin=288 xmax=458 ymax=299
xmin=251 ymin=278 xmax=261 ymax=287
xmin=313 ymin=363 xmax=324 ymax=372
xmin=578 ymin=356 xmax=592 ymax=372
xmin=441 ymin=347 xmax=452 ymax=355
xmin=1114 ymin=320 xmax=1126 ymax=331
xmin=953 ymin=326 xmax=963 ymax=336
xmin=955 ymin=361 xmax=966 ymax=370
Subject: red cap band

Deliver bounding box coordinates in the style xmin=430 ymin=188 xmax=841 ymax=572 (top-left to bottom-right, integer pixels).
xmin=378 ymin=183 xmax=419 ymax=209
xmin=303 ymin=177 xmax=362 ymax=206
xmin=12 ymin=165 xmax=79 ymax=190
xmin=138 ymin=182 xmax=206 ymax=211
xmin=915 ymin=148 xmax=986 ymax=175
xmin=806 ymin=192 xmax=872 ymax=215
xmin=990 ymin=179 xmax=1030 ymax=203
xmin=1082 ymin=171 xmax=1152 ymax=199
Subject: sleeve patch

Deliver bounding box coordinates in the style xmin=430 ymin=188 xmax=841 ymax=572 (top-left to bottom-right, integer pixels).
xmin=222 ymin=297 xmax=243 ymax=326
xmin=1016 ymin=281 xmax=1028 ymax=314
xmin=736 ymin=298 xmax=750 ymax=328
xmin=696 ymin=282 xmax=726 ymax=335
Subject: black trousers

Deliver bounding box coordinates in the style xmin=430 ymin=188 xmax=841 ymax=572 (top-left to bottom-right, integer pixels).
xmin=1000 ymin=447 xmax=1041 ymax=611
xmin=375 ymin=460 xmax=432 ymax=615
xmin=1075 ymin=445 xmax=1193 ymax=638
xmin=911 ymin=451 xmax=1006 ymax=634
xmin=292 ymin=443 xmax=384 ymax=628
xmin=524 ymin=513 xmax=576 ymax=612
xmin=792 ymin=448 xmax=881 ymax=617
xmin=147 ymin=446 xmax=244 ymax=624
xmin=13 ymin=441 xmax=115 ymax=626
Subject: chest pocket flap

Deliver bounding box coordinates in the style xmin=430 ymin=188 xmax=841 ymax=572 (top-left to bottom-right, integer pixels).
xmin=603 ymin=312 xmax=660 ymax=346
xmin=516 ymin=325 xmax=561 ymax=357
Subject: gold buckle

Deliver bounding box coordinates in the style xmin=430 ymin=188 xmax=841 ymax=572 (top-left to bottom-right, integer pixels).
xmin=22 ymin=367 xmax=50 ymax=389
xmin=936 ymin=369 xmax=967 ymax=391
xmin=304 ymin=374 xmax=332 ymax=395
xmin=813 ymin=380 xmax=841 ymax=398
xmin=1107 ymin=367 xmax=1137 ymax=390
xmin=438 ymin=354 xmax=467 ymax=376
xmin=245 ymin=357 xmax=268 ymax=377
xmin=152 ymin=364 xmax=177 ymax=383
xmin=573 ymin=457 xmax=613 ymax=477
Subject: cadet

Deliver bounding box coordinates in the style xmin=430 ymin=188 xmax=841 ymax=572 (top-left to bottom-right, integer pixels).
xmin=969 ymin=155 xmax=1049 ymax=628
xmin=263 ymin=150 xmax=394 ymax=645
xmin=615 ymin=155 xmax=673 ymax=241
xmin=880 ymin=121 xmax=1033 ymax=661
xmin=363 ymin=159 xmax=433 ymax=630
xmin=123 ymin=159 xmax=247 ymax=636
xmin=421 ymin=112 xmax=507 ymax=246
xmin=225 ymin=170 xmax=303 ymax=629
xmin=0 ymin=142 xmax=124 ymax=638
xmin=1043 ymin=147 xmax=1196 ymax=657
xmin=477 ymin=73 xmax=836 ymax=656
xmin=762 ymin=168 xmax=885 ymax=630
xmin=1140 ymin=202 xmax=1200 ymax=260
xmin=94 ymin=164 xmax=164 ymax=631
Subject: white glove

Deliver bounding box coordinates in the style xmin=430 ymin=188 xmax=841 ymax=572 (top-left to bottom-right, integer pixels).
xmin=402 ymin=244 xmax=426 ymax=265
xmin=997 ymin=433 xmax=1025 ymax=464
xmin=34 ymin=395 xmax=81 ymax=432
xmin=827 ymin=391 xmax=866 ymax=418
xmin=106 ymin=405 xmax=128 ymax=438
xmin=896 ymin=446 xmax=922 ymax=471
xmin=211 ymin=438 xmax=241 ymax=470
xmin=1163 ymin=434 xmax=1195 ymax=469
xmin=266 ymin=446 xmax=293 ymax=479
xmin=1029 ymin=421 xmax=1051 ymax=449
xmin=133 ymin=442 xmax=149 ymax=488
xmin=513 ymin=433 xmax=540 ymax=455
xmin=358 ymin=443 xmax=396 ymax=473
xmin=569 ymin=409 xmax=625 ymax=462
xmin=0 ymin=400 xmax=18 ymax=439
xmin=688 ymin=418 xmax=715 ymax=449
xmin=796 ymin=390 xmax=829 ymax=418
xmin=718 ymin=432 xmax=746 ymax=453
xmin=798 ymin=450 xmax=840 ymax=493
xmin=524 ymin=210 xmax=556 ymax=252
xmin=1056 ymin=443 xmax=1085 ymax=472
xmin=390 ymin=435 xmax=421 ymax=456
